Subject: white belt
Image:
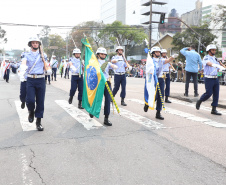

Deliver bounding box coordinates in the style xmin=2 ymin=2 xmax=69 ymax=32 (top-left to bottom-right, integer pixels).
xmin=163 ymin=72 xmax=169 ymax=74
xmin=205 ymin=75 xmax=218 ymax=78
xmin=115 ymin=72 xmax=125 ymax=75
xmin=72 ymin=73 xmax=82 ymax=76
xmin=27 ymin=74 xmax=45 ymax=79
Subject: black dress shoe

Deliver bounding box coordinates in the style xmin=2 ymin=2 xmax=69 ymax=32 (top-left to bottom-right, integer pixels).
xmin=211 ymin=107 xmax=222 ymax=115
xmin=89 ymin=114 xmax=94 ymax=118
xmin=156 ymin=111 xmax=164 ymax=120
xmin=196 ymin=100 xmax=202 ymax=110
xmin=104 ymin=118 xmax=112 ymax=126
xmin=144 ymin=104 xmax=149 ymax=112
xmin=28 ymin=111 xmax=35 ymax=123
xmin=165 ymin=96 xmax=171 ymax=103
xmin=78 ymin=100 xmax=84 ymax=109
xmin=184 ymin=93 xmax=188 ymax=97
xmin=194 ymin=93 xmax=199 ymax=97
xmin=21 ymin=102 xmax=25 ymax=109
xmin=36 ymin=118 xmax=44 ymax=131
xmin=121 ymin=98 xmax=127 ymax=106
xmin=68 ymin=96 xmax=73 ymax=104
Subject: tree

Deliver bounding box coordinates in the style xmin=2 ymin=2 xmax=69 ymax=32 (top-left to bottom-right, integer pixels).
xmin=0 ymin=26 xmax=7 ymax=44
xmin=172 ymin=24 xmax=217 ymax=61
xmin=99 ymin=21 xmax=147 ymax=56
xmin=69 ymin=21 xmax=106 ymax=53
xmin=40 ymin=26 xmax=51 ymax=48
xmin=44 ymin=34 xmax=66 ymax=59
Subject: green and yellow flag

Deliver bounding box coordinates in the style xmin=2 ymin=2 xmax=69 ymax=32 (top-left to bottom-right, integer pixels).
xmin=81 ymin=38 xmax=106 ymax=118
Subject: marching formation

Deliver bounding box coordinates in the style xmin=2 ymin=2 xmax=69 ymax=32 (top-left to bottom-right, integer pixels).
xmin=0 ymin=35 xmax=226 ymax=132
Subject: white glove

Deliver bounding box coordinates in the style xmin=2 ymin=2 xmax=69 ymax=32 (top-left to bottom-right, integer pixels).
xmin=70 ymin=65 xmax=78 ymax=73
xmin=172 ymin=54 xmax=179 ymax=58
xmin=20 ymin=64 xmax=28 ymax=71
xmin=128 ymin=66 xmax=132 ymax=71
xmin=109 ymin=62 xmax=118 ymax=70
xmin=46 ymin=69 xmax=52 ymax=75
xmin=219 ymin=66 xmax=226 ymax=72
xmin=212 ymin=63 xmax=225 ymax=71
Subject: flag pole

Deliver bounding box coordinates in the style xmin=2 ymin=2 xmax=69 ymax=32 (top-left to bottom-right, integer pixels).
xmin=83 ymin=34 xmax=121 ymax=115
xmin=144 ymin=38 xmax=165 ymax=111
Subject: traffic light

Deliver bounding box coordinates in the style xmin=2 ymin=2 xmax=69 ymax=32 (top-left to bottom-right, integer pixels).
xmin=200 ymin=46 xmax=204 ymax=54
xmin=160 ymin=13 xmax=165 ymax=24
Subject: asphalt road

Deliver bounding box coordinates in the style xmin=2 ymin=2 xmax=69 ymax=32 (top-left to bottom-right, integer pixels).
xmin=0 ymin=73 xmax=226 ymax=185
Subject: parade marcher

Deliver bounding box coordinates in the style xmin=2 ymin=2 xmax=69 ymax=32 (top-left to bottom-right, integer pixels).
xmin=68 ymin=48 xmax=84 ymax=109
xmin=51 ymin=55 xmax=58 ymax=81
xmin=21 ymin=36 xmax=51 ymax=131
xmin=144 ymin=47 xmax=178 ymax=120
xmin=161 ymin=49 xmax=171 ymax=103
xmin=64 ymin=59 xmax=70 ymax=79
xmin=111 ymin=46 xmax=131 ymax=106
xmin=18 ymin=52 xmax=28 ymax=109
xmin=45 ymin=58 xmax=51 ymax=85
xmin=3 ymin=59 xmax=11 ymax=83
xmin=180 ymin=45 xmax=202 ymax=97
xmin=196 ymin=44 xmax=226 ymax=115
xmin=95 ymin=47 xmax=118 ymax=126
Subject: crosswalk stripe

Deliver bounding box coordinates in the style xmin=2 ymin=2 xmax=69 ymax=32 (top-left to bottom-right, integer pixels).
xmin=15 ymin=101 xmax=36 ymax=131
xmin=128 ymin=99 xmax=226 ymax=128
xmin=55 ymin=100 xmax=103 ymax=130
xmin=105 ymin=103 xmax=167 ymax=130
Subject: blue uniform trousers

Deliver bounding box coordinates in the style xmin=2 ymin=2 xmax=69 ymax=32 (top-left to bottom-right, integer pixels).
xmin=20 ymin=81 xmax=27 ymax=103
xmin=65 ymin=68 xmax=69 ymax=78
xmin=104 ymin=81 xmax=111 ymax=116
xmin=69 ymin=75 xmax=83 ymax=101
xmin=165 ymin=73 xmax=170 ymax=97
xmin=45 ymin=75 xmax=50 ymax=82
xmin=156 ymin=78 xmax=165 ymax=111
xmin=52 ymin=68 xmax=57 ymax=79
xmin=26 ymin=77 xmax=46 ymax=118
xmin=200 ymin=78 xmax=219 ymax=107
xmin=4 ymin=69 xmax=10 ymax=81
xmin=113 ymin=74 xmax=126 ymax=98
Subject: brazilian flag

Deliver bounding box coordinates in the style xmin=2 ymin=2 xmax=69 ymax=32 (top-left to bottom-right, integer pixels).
xmin=81 ymin=39 xmax=106 ymax=118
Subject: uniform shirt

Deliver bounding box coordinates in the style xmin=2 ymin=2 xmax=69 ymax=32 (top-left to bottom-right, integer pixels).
xmin=111 ymin=55 xmax=127 ymax=73
xmin=23 ymin=50 xmax=47 ymax=75
xmin=65 ymin=62 xmax=70 ymax=69
xmin=180 ymin=48 xmax=202 ymax=73
xmin=51 ymin=59 xmax=58 ymax=68
xmin=69 ymin=57 xmax=83 ymax=74
xmin=162 ymin=57 xmax=170 ymax=72
xmin=5 ymin=62 xmax=11 ymax=69
xmin=98 ymin=59 xmax=112 ymax=80
xmin=202 ymin=54 xmax=220 ymax=76
xmin=153 ymin=57 xmax=166 ymax=78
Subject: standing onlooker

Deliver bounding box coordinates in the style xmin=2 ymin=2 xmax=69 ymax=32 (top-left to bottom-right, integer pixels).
xmin=180 ymin=45 xmax=202 ymax=97
xmin=171 ymin=60 xmax=177 ymax=82
xmin=177 ymin=62 xmax=183 ymax=82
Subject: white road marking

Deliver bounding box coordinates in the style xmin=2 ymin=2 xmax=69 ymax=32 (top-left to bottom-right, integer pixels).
xmin=20 ymin=153 xmax=33 ymax=185
xmin=128 ymin=99 xmax=226 ymax=128
xmin=106 ymin=103 xmax=166 ymax=130
xmin=15 ymin=101 xmax=36 ymax=131
xmin=170 ymin=99 xmax=226 ymax=115
xmin=55 ymin=100 xmax=103 ymax=130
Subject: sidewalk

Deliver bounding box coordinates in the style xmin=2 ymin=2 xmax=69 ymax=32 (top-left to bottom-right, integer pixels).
xmin=170 ymin=81 xmax=226 ymax=109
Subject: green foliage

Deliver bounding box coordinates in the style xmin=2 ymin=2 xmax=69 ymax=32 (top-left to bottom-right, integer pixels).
xmin=99 ymin=21 xmax=147 ymax=55
xmin=40 ymin=26 xmax=51 ymax=48
xmin=172 ymin=24 xmax=217 ymax=61
xmin=44 ymin=34 xmax=66 ymax=59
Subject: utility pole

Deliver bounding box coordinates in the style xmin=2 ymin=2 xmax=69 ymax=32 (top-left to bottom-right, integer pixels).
xmin=198 ymin=36 xmax=201 ymax=53
xmin=66 ymin=32 xmax=68 ymax=58
xmin=149 ymin=0 xmax=152 ymax=49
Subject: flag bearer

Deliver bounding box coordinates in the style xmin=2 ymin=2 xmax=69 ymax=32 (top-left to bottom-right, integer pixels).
xmin=21 ymin=36 xmax=51 ymax=131
xmin=196 ymin=44 xmax=226 ymax=115
xmin=111 ymin=46 xmax=131 ymax=106
xmin=96 ymin=47 xmax=118 ymax=126
xmin=144 ymin=47 xmax=178 ymax=120
xmin=68 ymin=48 xmax=84 ymax=109
xmin=51 ymin=55 xmax=58 ymax=81
xmin=161 ymin=49 xmax=172 ymax=103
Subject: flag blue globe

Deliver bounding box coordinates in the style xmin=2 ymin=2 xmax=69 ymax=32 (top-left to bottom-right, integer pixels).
xmin=87 ymin=66 xmax=98 ymax=90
